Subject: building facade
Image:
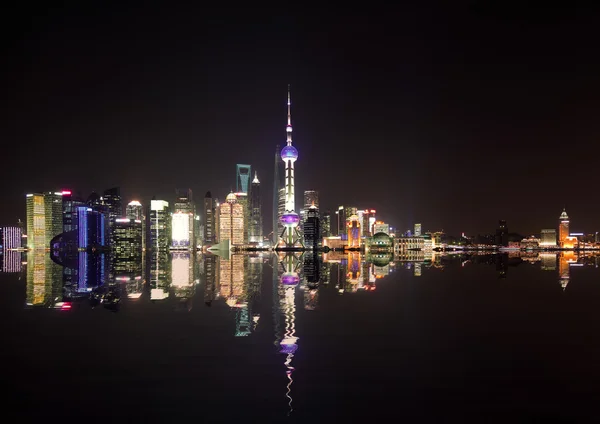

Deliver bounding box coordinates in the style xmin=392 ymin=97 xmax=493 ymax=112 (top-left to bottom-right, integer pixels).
xmin=540 ymin=229 xmax=557 ymax=247
xmin=303 ymin=205 xmax=320 ymax=249
xmin=204 ymin=191 xmax=215 ymax=245
xmin=172 ymin=189 xmax=195 ymax=250
xmin=559 ymin=209 xmax=569 ymax=247
xmin=249 ymin=173 xmax=263 ymax=243
xmin=149 ymin=200 xmax=171 ymax=252
xmin=219 ymin=193 xmax=245 ymax=246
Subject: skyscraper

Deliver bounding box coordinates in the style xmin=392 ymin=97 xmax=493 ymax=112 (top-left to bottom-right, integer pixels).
xmin=149 ymin=200 xmax=171 ymax=252
xmin=321 ymin=210 xmax=331 ymax=238
xmin=126 ymin=200 xmax=143 ymax=220
xmin=302 ymin=191 xmax=319 ymax=219
xmin=113 ymin=218 xmax=143 ymax=258
xmin=249 ymin=172 xmax=263 ymax=243
xmin=234 ymin=192 xmax=249 ymax=243
xmin=172 ymin=189 xmax=195 ymax=249
xmin=0 ymin=227 xmax=22 ymax=250
xmin=336 ymin=206 xmax=345 ymax=238
xmin=102 ymin=187 xmax=122 ymax=247
xmin=303 ymin=205 xmax=320 ymax=250
xmin=204 ymin=191 xmax=215 ymax=245
xmin=277 ymin=187 xmax=286 ymax=241
xmin=279 ymin=85 xmax=302 ymax=248
xmin=347 ymin=214 xmax=361 ymax=248
xmin=559 ymin=208 xmax=569 ymax=247
xmin=272 ymin=144 xmax=280 ymax=246
xmin=219 ymin=192 xmax=245 ymax=246
xmin=236 ymin=164 xmax=252 ymax=194
xmin=26 ymin=191 xmax=64 ymax=250
xmin=62 ymin=190 xmax=84 ymax=233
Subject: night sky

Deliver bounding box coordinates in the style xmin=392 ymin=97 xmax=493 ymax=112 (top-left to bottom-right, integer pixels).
xmin=2 ymin=4 xmax=599 ymax=236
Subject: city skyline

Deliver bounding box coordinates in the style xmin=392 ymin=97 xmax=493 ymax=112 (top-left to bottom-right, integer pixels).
xmin=2 ymin=5 xmax=600 ymax=236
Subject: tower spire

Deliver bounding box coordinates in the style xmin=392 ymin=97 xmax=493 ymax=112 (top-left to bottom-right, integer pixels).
xmin=286 ymin=84 xmax=292 ymax=146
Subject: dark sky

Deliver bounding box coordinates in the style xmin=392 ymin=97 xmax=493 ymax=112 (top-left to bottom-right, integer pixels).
xmin=2 ymin=4 xmax=599 ymax=236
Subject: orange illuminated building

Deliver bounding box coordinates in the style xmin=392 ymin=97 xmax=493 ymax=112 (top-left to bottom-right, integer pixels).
xmin=558 ymin=208 xmax=569 ymax=247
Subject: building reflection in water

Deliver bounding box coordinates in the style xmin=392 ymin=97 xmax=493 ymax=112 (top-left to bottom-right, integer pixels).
xmin=558 ymin=251 xmax=577 ymax=290
xmin=171 ymin=252 xmax=195 ymax=311
xmin=275 ymin=253 xmax=301 ymax=415
xmin=149 ymin=252 xmax=171 ymax=301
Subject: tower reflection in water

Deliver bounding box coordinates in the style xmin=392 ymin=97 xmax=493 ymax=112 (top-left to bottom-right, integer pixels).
xmin=275 ymin=253 xmax=301 ymax=415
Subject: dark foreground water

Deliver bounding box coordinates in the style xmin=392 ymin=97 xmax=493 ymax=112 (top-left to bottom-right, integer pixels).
xmin=1 ymin=251 xmax=600 ymax=422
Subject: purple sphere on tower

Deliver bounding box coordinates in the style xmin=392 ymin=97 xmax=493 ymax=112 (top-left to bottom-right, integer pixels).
xmin=281 ymin=145 xmax=298 ymax=162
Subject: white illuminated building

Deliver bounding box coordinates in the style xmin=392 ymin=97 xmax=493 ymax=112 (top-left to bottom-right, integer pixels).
xmin=171 ymin=212 xmax=190 ymax=249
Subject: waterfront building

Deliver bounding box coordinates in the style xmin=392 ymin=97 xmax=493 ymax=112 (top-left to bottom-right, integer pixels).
xmin=521 ymin=236 xmax=540 ymax=249
xmin=365 ymin=232 xmax=393 ymax=253
xmin=204 ymin=191 xmax=215 ymax=244
xmin=303 ymin=205 xmax=320 ymax=249
xmin=62 ymin=190 xmax=85 ymax=233
xmin=321 ymin=210 xmax=331 ymax=238
xmin=236 ymin=164 xmax=252 ymax=194
xmin=540 ymin=229 xmax=557 ymax=247
xmin=149 ymin=200 xmax=171 ymax=252
xmin=234 ymin=192 xmax=249 ymax=243
xmin=559 ymin=209 xmax=569 ymax=247
xmin=277 ymin=187 xmax=286 ymax=242
xmin=394 ymin=236 xmax=425 ymax=255
xmin=279 ymin=85 xmax=302 ymax=248
xmin=219 ymin=192 xmax=245 ymax=246
xmin=336 ymin=206 xmax=345 ymax=237
xmin=272 ymin=144 xmax=281 ymax=246
xmin=113 ymin=218 xmax=143 ymax=258
xmin=347 ymin=214 xmax=361 ymax=248
xmin=172 ymin=189 xmax=195 ymax=250
xmin=249 ymin=173 xmax=263 ymax=243
xmin=26 ymin=192 xmax=63 ymax=250
xmin=102 ymin=187 xmax=122 ymax=246
xmin=301 ymin=190 xmax=319 ymax=227
xmin=1 ymin=226 xmax=22 ymax=250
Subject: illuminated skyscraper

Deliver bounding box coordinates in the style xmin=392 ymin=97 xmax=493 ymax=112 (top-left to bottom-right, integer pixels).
xmin=272 ymin=144 xmax=281 ymax=246
xmin=279 ymin=85 xmax=302 ymax=248
xmin=559 ymin=209 xmax=569 ymax=247
xmin=249 ymin=172 xmax=263 ymax=243
xmin=204 ymin=191 xmax=215 ymax=244
xmin=540 ymin=229 xmax=557 ymax=247
xmin=320 ymin=210 xmax=331 ymax=238
xmin=149 ymin=200 xmax=171 ymax=252
xmin=303 ymin=205 xmax=320 ymax=250
xmin=347 ymin=214 xmax=361 ymax=248
xmin=26 ymin=192 xmax=63 ymax=250
xmin=102 ymin=187 xmax=122 ymax=247
xmin=113 ymin=218 xmax=143 ymax=258
xmin=219 ymin=192 xmax=245 ymax=246
xmin=336 ymin=206 xmax=345 ymax=237
xmin=172 ymin=189 xmax=195 ymax=250
xmin=236 ymin=164 xmax=252 ymax=194
xmin=62 ymin=190 xmax=84 ymax=233
xmin=301 ymin=190 xmax=319 ymax=224
xmin=234 ymin=192 xmax=249 ymax=243
xmin=126 ymin=200 xmax=143 ymax=220
xmin=277 ymin=187 xmax=286 ymax=241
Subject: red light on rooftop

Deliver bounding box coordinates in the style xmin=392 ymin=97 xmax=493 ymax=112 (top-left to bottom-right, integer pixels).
xmin=61 ymin=190 xmax=72 ymax=195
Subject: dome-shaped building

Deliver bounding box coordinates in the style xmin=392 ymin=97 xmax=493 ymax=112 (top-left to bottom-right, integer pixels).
xmin=367 ymin=232 xmax=394 ymax=253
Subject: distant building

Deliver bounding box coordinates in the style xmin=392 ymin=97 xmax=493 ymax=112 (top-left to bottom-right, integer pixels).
xmin=495 ymin=220 xmax=508 ymax=247
xmin=1 ymin=227 xmax=22 ymax=250
xmin=236 ymin=164 xmax=252 ymax=194
xmin=303 ymin=205 xmax=320 ymax=249
xmin=301 ymin=190 xmax=319 ymax=225
xmin=559 ymin=209 xmax=569 ymax=247
xmin=521 ymin=236 xmax=540 ymax=249
xmin=359 ymin=209 xmax=376 ymax=237
xmin=149 ymin=200 xmax=171 ymax=252
xmin=372 ymin=221 xmax=390 ymax=236
xmin=203 ymin=191 xmax=215 ymax=244
xmin=540 ymin=229 xmax=557 ymax=247
xmin=414 ymin=223 xmax=422 ymax=237
xmin=219 ymin=192 xmax=245 ymax=246
xmin=249 ymin=173 xmax=263 ymax=243
xmin=336 ymin=206 xmax=345 ymax=237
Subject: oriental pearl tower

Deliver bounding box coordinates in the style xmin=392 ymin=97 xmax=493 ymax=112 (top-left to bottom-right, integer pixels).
xmin=279 ymin=85 xmax=303 ymax=248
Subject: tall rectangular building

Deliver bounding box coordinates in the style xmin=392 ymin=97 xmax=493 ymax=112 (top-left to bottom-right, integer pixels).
xmin=249 ymin=173 xmax=262 ymax=243
xmin=149 ymin=200 xmax=171 ymax=252
xmin=204 ymin=191 xmax=215 ymax=244
xmin=321 ymin=210 xmax=331 ymax=238
xmin=277 ymin=187 xmax=286 ymax=240
xmin=540 ymin=229 xmax=557 ymax=247
xmin=0 ymin=227 xmax=22 ymax=250
xmin=173 ymin=188 xmax=195 ymax=249
xmin=236 ymin=164 xmax=252 ymax=194
xmin=303 ymin=206 xmax=320 ymax=249
xmin=234 ymin=192 xmax=249 ymax=243
xmin=219 ymin=195 xmax=245 ymax=246
xmin=26 ymin=192 xmax=63 ymax=250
